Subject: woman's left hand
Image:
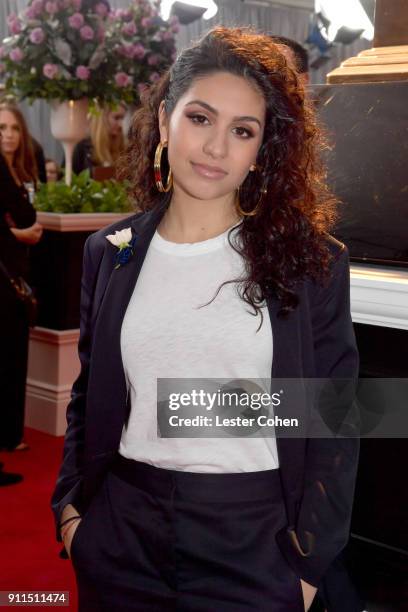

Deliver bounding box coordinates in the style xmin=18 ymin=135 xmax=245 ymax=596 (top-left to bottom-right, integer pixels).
xmin=10 ymin=222 xmax=43 ymax=244
xmin=300 ymin=578 xmax=318 ymax=611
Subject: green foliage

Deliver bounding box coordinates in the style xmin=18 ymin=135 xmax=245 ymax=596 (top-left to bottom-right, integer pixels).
xmin=35 ymin=170 xmax=133 ymax=214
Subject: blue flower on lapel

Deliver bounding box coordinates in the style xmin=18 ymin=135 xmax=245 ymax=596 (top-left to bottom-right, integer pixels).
xmin=106 ymin=227 xmax=137 ymax=270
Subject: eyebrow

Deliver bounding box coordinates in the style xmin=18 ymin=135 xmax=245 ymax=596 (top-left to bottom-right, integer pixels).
xmin=185 ymin=100 xmax=263 ymax=128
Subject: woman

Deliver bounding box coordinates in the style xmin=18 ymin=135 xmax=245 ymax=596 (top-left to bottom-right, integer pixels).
xmin=52 ymin=28 xmax=359 ymax=612
xmin=72 ymin=104 xmax=126 ymax=176
xmin=0 ymin=103 xmax=43 ymax=452
xmin=45 ymin=158 xmax=62 ymax=183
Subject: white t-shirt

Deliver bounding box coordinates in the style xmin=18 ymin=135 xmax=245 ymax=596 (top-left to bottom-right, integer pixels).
xmin=119 ymin=222 xmax=279 ymax=472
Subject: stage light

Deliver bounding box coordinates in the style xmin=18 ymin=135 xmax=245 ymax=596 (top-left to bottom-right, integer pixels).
xmin=315 ymin=0 xmax=374 ymax=42
xmin=161 ymin=0 xmax=218 ymax=22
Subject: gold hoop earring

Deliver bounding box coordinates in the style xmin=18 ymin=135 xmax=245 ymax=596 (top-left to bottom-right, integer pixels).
xmin=235 ymin=185 xmax=267 ymax=217
xmin=154 ymin=141 xmax=173 ymax=192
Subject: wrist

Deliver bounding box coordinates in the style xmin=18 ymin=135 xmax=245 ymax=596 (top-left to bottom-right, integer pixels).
xmin=60 ymin=516 xmax=81 ymax=541
xmin=61 ymin=503 xmax=79 ymax=523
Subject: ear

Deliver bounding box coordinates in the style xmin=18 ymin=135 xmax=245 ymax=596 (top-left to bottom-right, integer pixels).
xmin=158 ymin=100 xmax=169 ymax=143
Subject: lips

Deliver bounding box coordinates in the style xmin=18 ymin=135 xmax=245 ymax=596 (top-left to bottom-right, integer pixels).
xmin=191 ymin=162 xmax=228 ymax=180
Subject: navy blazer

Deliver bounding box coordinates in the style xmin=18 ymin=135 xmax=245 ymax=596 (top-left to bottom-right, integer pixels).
xmin=51 ymin=200 xmax=360 ymax=589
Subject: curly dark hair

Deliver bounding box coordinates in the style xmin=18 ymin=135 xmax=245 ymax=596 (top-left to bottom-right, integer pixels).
xmin=118 ymin=26 xmax=338 ymax=326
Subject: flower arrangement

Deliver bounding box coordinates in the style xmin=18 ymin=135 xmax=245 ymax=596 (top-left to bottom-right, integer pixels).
xmin=0 ymin=0 xmax=179 ymax=107
xmin=35 ymin=169 xmax=133 ymax=213
xmin=0 ymin=0 xmax=117 ymax=105
xmin=106 ymin=0 xmax=179 ymax=105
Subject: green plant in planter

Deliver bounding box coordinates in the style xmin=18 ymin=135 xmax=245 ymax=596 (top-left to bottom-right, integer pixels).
xmin=35 ymin=170 xmax=133 ymax=214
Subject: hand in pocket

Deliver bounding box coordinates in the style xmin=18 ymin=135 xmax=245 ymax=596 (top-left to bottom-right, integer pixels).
xmin=300 ymin=578 xmax=317 ymax=611
xmin=62 ymin=517 xmax=82 ymax=560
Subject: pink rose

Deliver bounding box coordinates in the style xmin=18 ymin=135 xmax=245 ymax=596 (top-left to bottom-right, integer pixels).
xmin=169 ymin=16 xmax=179 ymax=26
xmin=72 ymin=0 xmax=82 ymax=9
xmin=80 ymin=25 xmax=94 ymax=40
xmin=9 ymin=48 xmax=24 ymax=62
xmin=76 ymin=65 xmax=90 ymax=80
xmin=45 ymin=1 xmax=59 ymax=14
xmin=7 ymin=13 xmax=17 ymax=26
xmin=31 ymin=0 xmax=44 ymax=16
xmin=43 ymin=63 xmax=58 ymax=78
xmin=147 ymin=54 xmax=159 ymax=66
xmin=114 ymin=72 xmax=132 ymax=88
xmin=9 ymin=19 xmax=22 ymax=35
xmin=68 ymin=13 xmax=84 ymax=29
xmin=116 ymin=8 xmax=132 ymax=21
xmin=25 ymin=6 xmax=37 ymax=19
xmin=122 ymin=22 xmax=137 ymax=36
xmin=141 ymin=17 xmax=152 ymax=28
xmin=132 ymin=43 xmax=145 ymax=60
xmin=118 ymin=44 xmax=134 ymax=59
xmin=94 ymin=2 xmax=108 ymax=17
xmin=149 ymin=72 xmax=160 ymax=83
xmin=29 ymin=28 xmax=45 ymax=44
xmin=171 ymin=24 xmax=180 ymax=33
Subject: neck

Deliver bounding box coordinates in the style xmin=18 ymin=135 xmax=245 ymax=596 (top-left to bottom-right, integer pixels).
xmin=158 ymin=186 xmax=241 ymax=243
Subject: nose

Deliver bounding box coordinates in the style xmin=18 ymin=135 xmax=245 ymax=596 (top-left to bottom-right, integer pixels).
xmin=202 ymin=128 xmax=228 ymax=159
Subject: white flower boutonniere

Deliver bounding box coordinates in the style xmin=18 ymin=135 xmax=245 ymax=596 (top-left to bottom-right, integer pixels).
xmin=106 ymin=228 xmax=136 ymax=269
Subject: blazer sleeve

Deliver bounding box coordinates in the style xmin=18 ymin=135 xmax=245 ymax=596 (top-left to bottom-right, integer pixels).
xmin=50 ymin=233 xmax=104 ymax=552
xmin=276 ymin=245 xmax=360 ymax=587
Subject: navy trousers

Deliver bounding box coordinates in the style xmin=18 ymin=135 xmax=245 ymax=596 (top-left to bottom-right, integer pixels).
xmin=70 ymin=453 xmax=305 ymax=611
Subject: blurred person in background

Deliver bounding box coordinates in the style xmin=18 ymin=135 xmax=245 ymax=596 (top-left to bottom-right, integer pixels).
xmin=45 ymin=158 xmax=62 ymax=183
xmin=72 ymin=103 xmax=127 ymax=177
xmin=0 ymin=103 xmax=43 ymax=455
xmin=0 ymin=89 xmax=46 ymax=183
xmin=270 ymin=36 xmax=310 ymax=86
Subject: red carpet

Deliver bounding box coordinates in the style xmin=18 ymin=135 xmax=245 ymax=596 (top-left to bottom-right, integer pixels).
xmin=0 ymin=428 xmax=78 ymax=610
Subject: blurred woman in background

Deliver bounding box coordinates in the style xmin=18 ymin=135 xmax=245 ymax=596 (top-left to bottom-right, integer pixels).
xmin=72 ymin=103 xmax=127 ymax=177
xmin=0 ymin=102 xmax=42 ymax=453
xmin=45 ymin=158 xmax=62 ymax=183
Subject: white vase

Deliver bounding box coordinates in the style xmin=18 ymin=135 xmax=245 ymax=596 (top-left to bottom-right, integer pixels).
xmin=50 ymin=98 xmax=89 ymax=186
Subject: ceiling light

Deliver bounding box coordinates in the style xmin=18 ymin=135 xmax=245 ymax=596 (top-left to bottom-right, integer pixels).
xmin=160 ymin=0 xmax=218 ymax=22
xmin=315 ymin=0 xmax=374 ymax=42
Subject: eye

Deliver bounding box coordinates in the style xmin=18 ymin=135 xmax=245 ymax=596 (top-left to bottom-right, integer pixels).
xmin=186 ymin=113 xmax=210 ymax=125
xmin=232 ymin=126 xmax=254 ymax=139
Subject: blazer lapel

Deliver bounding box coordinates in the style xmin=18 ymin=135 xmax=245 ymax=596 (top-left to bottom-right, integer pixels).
xmin=85 ymin=201 xmax=168 ymax=460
